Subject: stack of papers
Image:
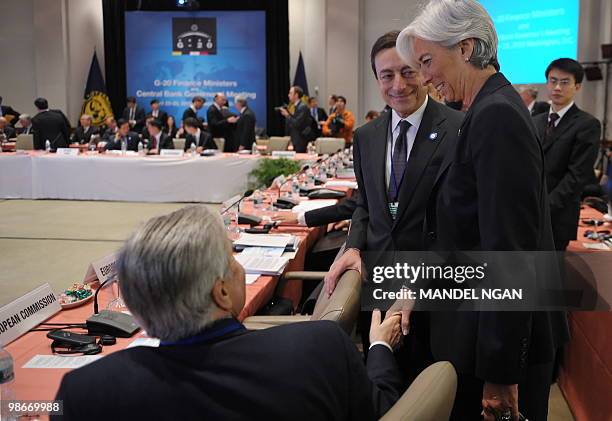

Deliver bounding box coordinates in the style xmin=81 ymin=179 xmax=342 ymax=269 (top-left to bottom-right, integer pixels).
xmin=235 ymin=254 xmax=290 ymax=276
xmin=325 ymin=180 xmax=358 ymax=189
xmin=234 ymin=233 xmax=295 ymax=248
xmin=291 ymin=199 xmax=337 ymax=213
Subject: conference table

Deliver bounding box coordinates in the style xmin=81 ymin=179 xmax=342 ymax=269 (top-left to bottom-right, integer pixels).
xmin=0 ymin=150 xmax=317 ymax=203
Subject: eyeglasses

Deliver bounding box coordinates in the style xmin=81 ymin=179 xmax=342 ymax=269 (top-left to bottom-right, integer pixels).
xmin=547 ymin=78 xmax=573 ymax=88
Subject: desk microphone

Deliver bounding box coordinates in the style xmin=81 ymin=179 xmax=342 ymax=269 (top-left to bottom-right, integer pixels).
xmin=221 ymin=189 xmax=254 ymax=214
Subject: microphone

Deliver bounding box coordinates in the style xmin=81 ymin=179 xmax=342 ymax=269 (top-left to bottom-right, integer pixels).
xmin=221 ymin=189 xmax=254 ymax=214
xmin=93 ymin=276 xmax=116 ymax=315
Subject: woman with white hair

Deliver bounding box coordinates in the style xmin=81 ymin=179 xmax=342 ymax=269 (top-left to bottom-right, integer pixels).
xmin=397 ymin=1 xmax=568 ymax=420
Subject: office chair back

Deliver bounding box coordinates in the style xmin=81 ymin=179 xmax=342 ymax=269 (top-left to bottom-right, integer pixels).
xmin=311 ymin=269 xmax=361 ymax=335
xmin=213 ymin=137 xmax=225 ymax=151
xmin=267 ymin=136 xmax=290 ymax=152
xmin=315 ymin=137 xmax=345 ymax=154
xmin=173 ymin=138 xmax=185 ymax=151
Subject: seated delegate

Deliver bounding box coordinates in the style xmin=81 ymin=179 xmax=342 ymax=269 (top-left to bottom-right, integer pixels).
xmin=53 ymin=205 xmax=404 ymax=421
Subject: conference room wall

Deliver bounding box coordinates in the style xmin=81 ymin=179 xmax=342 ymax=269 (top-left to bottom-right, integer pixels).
xmin=0 ymin=0 xmax=104 ymax=125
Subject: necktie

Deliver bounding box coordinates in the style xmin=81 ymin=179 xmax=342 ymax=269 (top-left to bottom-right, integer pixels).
xmin=388 ymin=120 xmax=411 ymax=203
xmin=545 ymin=113 xmax=559 ymax=141
xmin=129 ymin=107 xmax=135 ymax=121
xmin=152 ymin=135 xmax=158 ymax=150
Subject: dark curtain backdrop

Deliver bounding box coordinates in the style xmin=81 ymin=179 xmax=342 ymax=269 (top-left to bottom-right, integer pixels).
xmin=102 ymin=0 xmax=289 ymax=135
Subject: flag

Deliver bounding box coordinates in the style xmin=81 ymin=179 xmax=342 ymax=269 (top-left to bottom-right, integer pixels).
xmin=81 ymin=51 xmax=114 ymax=127
xmin=292 ymin=51 xmax=309 ymax=98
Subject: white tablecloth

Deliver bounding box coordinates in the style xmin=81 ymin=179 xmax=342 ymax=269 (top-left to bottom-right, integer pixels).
xmin=0 ymin=152 xmax=262 ymax=203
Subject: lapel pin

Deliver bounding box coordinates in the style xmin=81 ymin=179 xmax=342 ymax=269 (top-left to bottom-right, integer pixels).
xmin=429 ymin=132 xmax=438 ymax=141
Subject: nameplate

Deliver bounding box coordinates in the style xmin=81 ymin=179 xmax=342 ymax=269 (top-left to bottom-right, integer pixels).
xmin=160 ymin=149 xmax=184 ymax=157
xmin=0 ymin=283 xmax=61 ymax=347
xmin=56 ymin=148 xmax=79 ymax=156
xmin=272 ymin=151 xmax=296 ymax=159
xmin=83 ymin=252 xmax=119 ymax=285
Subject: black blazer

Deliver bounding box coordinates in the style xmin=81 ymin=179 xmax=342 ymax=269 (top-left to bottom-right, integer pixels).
xmin=104 ymin=132 xmax=141 ymax=152
xmin=53 ymin=320 xmax=401 ymax=421
xmin=146 ymin=133 xmax=174 ymax=151
xmin=346 ymin=98 xmax=464 ymax=261
xmin=0 ymin=125 xmax=16 ymax=139
xmin=31 ymin=110 xmax=70 ymax=150
xmin=16 ymin=126 xmax=34 ymax=135
xmin=533 ymin=104 xmax=601 ymax=242
xmin=207 ymin=105 xmax=237 ymax=151
xmin=285 ymin=102 xmax=311 ymax=153
xmin=305 ymin=194 xmax=358 ymax=227
xmin=182 ymin=107 xmax=201 ymax=124
xmin=235 ymin=107 xmax=257 ymax=149
xmin=531 ymin=101 xmax=550 ymax=117
xmin=147 ymin=110 xmax=168 ymax=127
xmin=70 ymin=126 xmax=99 ymax=144
xmin=424 ymin=72 xmax=568 ymax=384
xmin=308 ymin=107 xmax=328 ymax=137
xmin=184 ymin=131 xmax=215 ymax=151
xmin=102 ymin=127 xmax=118 ymax=142
xmin=121 ymin=106 xmax=146 ymax=132
xmin=163 ymin=126 xmax=180 ymax=139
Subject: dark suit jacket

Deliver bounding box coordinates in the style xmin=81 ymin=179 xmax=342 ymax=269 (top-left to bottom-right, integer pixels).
xmin=0 ymin=126 xmax=16 ymax=139
xmin=533 ymin=104 xmax=601 ymax=242
xmin=308 ymin=107 xmax=328 ymax=137
xmin=182 ymin=107 xmax=200 ymax=124
xmin=531 ymin=101 xmax=550 ymax=117
xmin=147 ymin=133 xmax=174 ymax=151
xmin=424 ymin=72 xmax=568 ymax=384
xmin=0 ymin=105 xmax=20 ymax=125
xmin=184 ymin=131 xmax=215 ymax=151
xmin=70 ymin=126 xmax=99 ymax=144
xmin=347 ymin=98 xmax=464 ymax=261
xmin=207 ymin=105 xmax=237 ymax=151
xmin=102 ymin=127 xmax=118 ymax=142
xmin=285 ymin=102 xmax=311 ymax=153
xmin=122 ymin=106 xmax=146 ymax=132
xmin=305 ymin=194 xmax=358 ymax=227
xmin=235 ymin=107 xmax=257 ymax=149
xmin=53 ymin=320 xmax=401 ymax=421
xmin=104 ymin=132 xmax=141 ymax=152
xmin=31 ymin=110 xmax=70 ymax=150
xmin=16 ymin=125 xmax=34 ymax=135
xmin=147 ymin=110 xmax=168 ymax=127
xmin=163 ymin=126 xmax=180 ymax=139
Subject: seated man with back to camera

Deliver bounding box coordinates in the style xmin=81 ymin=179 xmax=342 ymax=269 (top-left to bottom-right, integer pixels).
xmin=53 ymin=205 xmax=404 ymax=421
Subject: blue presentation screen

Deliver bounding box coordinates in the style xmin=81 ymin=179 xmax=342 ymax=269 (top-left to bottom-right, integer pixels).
xmin=481 ymin=0 xmax=579 ymax=84
xmin=125 ymin=11 xmax=267 ymax=127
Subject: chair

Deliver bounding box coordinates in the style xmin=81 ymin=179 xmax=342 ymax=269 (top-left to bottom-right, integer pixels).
xmin=15 ymin=134 xmax=33 ymax=150
xmin=213 ymin=137 xmax=225 ymax=151
xmin=267 ymin=136 xmax=290 ymax=152
xmin=315 ymin=137 xmax=345 ymax=154
xmin=243 ymin=269 xmax=361 ymax=335
xmin=380 ymin=361 xmax=457 ymax=421
xmin=173 ymin=138 xmax=185 ymax=151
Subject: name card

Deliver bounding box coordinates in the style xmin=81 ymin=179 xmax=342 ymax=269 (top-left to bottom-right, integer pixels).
xmin=160 ymin=149 xmax=184 ymax=157
xmin=0 ymin=283 xmax=61 ymax=347
xmin=83 ymin=252 xmax=119 ymax=285
xmin=272 ymin=151 xmax=296 ymax=159
xmin=56 ymin=148 xmax=79 ymax=156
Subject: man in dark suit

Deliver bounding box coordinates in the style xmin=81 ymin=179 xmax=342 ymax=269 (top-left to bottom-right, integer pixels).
xmin=104 ymin=119 xmax=140 ymax=152
xmin=145 ymin=119 xmax=173 ymax=154
xmin=324 ymin=31 xmax=464 ymax=365
xmin=308 ymin=97 xmax=328 ymax=138
xmin=0 ymin=117 xmax=16 ymax=139
xmin=101 ymin=116 xmax=118 ymax=143
xmin=183 ymin=117 xmax=216 ymax=152
xmin=274 ymin=194 xmax=358 ymax=227
xmin=280 ymin=86 xmax=311 ymax=152
xmin=0 ymin=96 xmax=20 ymax=126
xmin=182 ymin=96 xmax=205 ymax=124
xmin=70 ymin=114 xmax=98 ymax=144
xmin=534 ymin=58 xmax=601 ymax=251
xmin=121 ymin=96 xmax=146 ymax=133
xmin=207 ymin=93 xmax=238 ymax=152
xmin=53 ymin=205 xmax=403 ymax=421
xmin=148 ymin=99 xmax=168 ymax=127
xmin=518 ymin=86 xmax=550 ymax=117
xmin=16 ymin=114 xmax=34 ymax=135
xmin=234 ymin=95 xmax=257 ymax=150
xmin=31 ymin=98 xmax=70 ymax=150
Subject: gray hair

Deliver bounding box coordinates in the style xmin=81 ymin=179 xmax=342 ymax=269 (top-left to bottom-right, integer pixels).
xmin=118 ymin=205 xmax=232 ymax=342
xmin=19 ymin=114 xmax=31 ymax=121
xmin=518 ymin=86 xmax=538 ymax=99
xmin=397 ymin=0 xmax=499 ymax=71
xmin=235 ymin=95 xmax=247 ymax=106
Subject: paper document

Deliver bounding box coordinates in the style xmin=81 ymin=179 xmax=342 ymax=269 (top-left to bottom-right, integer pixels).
xmin=582 ymin=242 xmax=611 ymax=251
xmin=292 ymin=200 xmax=337 ymax=213
xmin=241 ymin=247 xmax=285 ymax=257
xmin=245 ymin=274 xmax=260 ymax=284
xmin=234 ymin=233 xmax=295 ymax=248
xmin=23 ymin=354 xmax=102 ymax=369
xmin=325 ymin=180 xmax=358 ymax=189
xmin=235 ymin=254 xmax=289 ymax=275
xmin=127 ymin=338 xmax=160 ymax=348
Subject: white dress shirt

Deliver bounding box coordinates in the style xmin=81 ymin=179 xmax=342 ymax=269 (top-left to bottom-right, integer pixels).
xmin=549 ymin=101 xmax=574 ymax=127
xmin=385 ymin=96 xmax=428 ymax=188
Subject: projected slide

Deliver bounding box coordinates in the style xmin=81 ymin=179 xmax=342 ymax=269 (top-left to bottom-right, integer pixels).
xmin=125 ymin=11 xmax=266 ymax=127
xmin=481 ymin=0 xmax=579 ymax=84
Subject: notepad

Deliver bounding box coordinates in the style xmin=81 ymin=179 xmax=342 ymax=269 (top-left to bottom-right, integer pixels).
xmin=241 ymin=247 xmax=286 ymax=257
xmin=234 ymin=233 xmax=295 ymax=248
xmin=325 ymin=180 xmax=358 ymax=189
xmin=235 ymin=254 xmax=289 ymax=275
xmin=245 ymin=274 xmax=260 ymax=284
xmin=291 ymin=199 xmax=337 ymax=213
xmin=23 ymin=355 xmax=102 ymax=369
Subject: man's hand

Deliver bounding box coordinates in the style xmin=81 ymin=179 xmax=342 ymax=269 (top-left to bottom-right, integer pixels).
xmin=387 ymin=294 xmax=414 ymax=336
xmin=323 ymin=248 xmax=361 ymax=296
xmin=331 ymin=220 xmax=350 ymax=231
xmin=272 ymin=212 xmax=298 ymax=225
xmin=369 ymin=309 xmax=402 ymax=349
xmin=227 ymin=116 xmax=238 ymax=124
xmin=482 ymin=382 xmax=519 ymax=421
xmin=280 ymin=108 xmax=290 ymax=118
